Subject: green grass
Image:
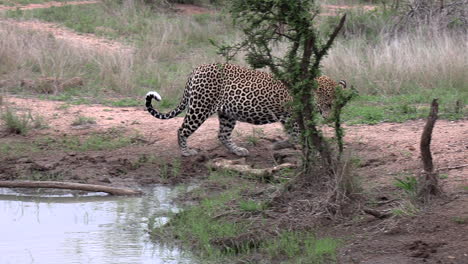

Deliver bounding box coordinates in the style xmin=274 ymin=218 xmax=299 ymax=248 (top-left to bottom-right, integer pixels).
xmin=5 ymin=1 xmax=231 ymax=46
xmin=0 ymin=107 xmax=48 ymax=135
xmin=22 ymin=171 xmax=65 ymax=181
xmin=151 ymin=187 xmax=246 ymax=258
xmin=158 ymin=158 xmax=182 ymax=179
xmin=59 ymin=133 xmax=140 ymax=151
xmin=0 ymin=107 xmax=33 ymax=135
xmin=393 ymin=175 xmax=418 ymax=196
xmin=439 ymin=174 xmax=449 ymax=179
xmin=0 ymin=129 xmax=144 ymax=158
xmin=451 ymin=216 xmax=467 ymax=225
xmin=33 ymin=129 xmax=143 ymax=152
xmin=103 ymin=98 xmax=141 ymax=107
xmin=71 ymin=115 xmax=96 ymax=126
xmin=0 ymin=140 xmax=40 ymax=157
xmin=264 ymin=232 xmax=339 ymax=263
xmin=342 ymin=90 xmax=467 ymax=124
xmin=1 ymin=1 xmax=234 ymax=100
xmin=149 ymin=170 xmax=339 ymax=263
xmin=239 ymin=199 xmax=265 ymax=212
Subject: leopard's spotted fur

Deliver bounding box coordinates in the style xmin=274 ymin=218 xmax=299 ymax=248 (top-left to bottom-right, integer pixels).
xmin=146 ymin=64 xmax=346 ymax=156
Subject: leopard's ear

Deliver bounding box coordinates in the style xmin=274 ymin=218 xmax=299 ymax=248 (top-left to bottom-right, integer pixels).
xmin=339 ymin=80 xmax=347 ymax=89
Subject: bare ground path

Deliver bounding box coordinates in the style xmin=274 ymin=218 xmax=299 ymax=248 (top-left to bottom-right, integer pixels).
xmin=1 ymin=97 xmax=466 ymax=190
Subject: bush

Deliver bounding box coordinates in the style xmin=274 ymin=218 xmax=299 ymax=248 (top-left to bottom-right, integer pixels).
xmin=0 ymin=107 xmax=47 ymax=135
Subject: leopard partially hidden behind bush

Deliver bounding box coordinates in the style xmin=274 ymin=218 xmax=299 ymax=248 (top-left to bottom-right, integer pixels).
xmin=146 ymin=63 xmax=346 ymax=157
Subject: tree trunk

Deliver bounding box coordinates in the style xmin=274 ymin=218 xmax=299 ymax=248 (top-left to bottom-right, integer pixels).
xmin=418 ymin=99 xmax=442 ymax=201
xmin=0 ymin=181 xmax=143 ymax=196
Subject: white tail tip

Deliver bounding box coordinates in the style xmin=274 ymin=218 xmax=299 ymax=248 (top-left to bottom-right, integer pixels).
xmin=146 ymin=91 xmax=162 ymax=101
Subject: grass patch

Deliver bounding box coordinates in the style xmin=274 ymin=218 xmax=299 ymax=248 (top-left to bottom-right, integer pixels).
xmin=149 ymin=170 xmax=339 ymax=263
xmin=59 ymin=133 xmax=139 ymax=151
xmin=0 ymin=107 xmax=48 ymax=135
xmin=36 ymin=128 xmax=143 ymax=151
xmin=0 ymin=0 xmax=74 ymax=6
xmin=342 ymin=90 xmax=467 ymax=124
xmin=1 ymin=1 xmax=234 ymax=99
xmin=0 ymin=140 xmax=40 ymax=157
xmin=238 ymin=199 xmax=265 ymax=212
xmin=394 ymin=175 xmax=418 ymax=197
xmin=158 ymin=158 xmax=182 ymax=180
xmin=264 ymin=232 xmax=339 ymax=263
xmin=71 ymin=115 xmax=96 ymax=126
xmin=103 ymin=98 xmax=141 ymax=107
xmin=21 ymin=171 xmax=66 ymax=181
xmin=245 ymin=128 xmax=265 ymax=146
xmin=0 ymin=128 xmax=142 ymax=157
xmin=451 ymin=216 xmax=468 ymax=225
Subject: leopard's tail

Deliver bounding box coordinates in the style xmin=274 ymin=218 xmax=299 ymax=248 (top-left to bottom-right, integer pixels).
xmin=145 ymin=90 xmax=187 ymax=119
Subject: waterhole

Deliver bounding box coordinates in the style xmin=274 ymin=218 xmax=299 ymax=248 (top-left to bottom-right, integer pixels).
xmin=0 ymin=185 xmax=196 ymax=264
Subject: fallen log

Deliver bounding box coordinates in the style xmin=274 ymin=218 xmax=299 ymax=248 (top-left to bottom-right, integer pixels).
xmin=207 ymin=158 xmax=296 ymax=179
xmin=0 ymin=181 xmax=142 ymax=196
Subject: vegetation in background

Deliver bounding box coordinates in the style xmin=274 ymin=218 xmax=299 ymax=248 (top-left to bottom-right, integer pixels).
xmin=1 ymin=0 xmax=236 ymax=108
xmin=1 ymin=0 xmax=466 ymax=122
xmin=0 ymin=0 xmax=74 ymax=6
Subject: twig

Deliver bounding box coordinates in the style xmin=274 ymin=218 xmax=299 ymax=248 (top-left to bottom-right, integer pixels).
xmin=363 ymin=207 xmax=392 ymax=219
xmin=212 ymin=210 xmax=236 ymax=220
xmin=438 ymin=164 xmax=468 ymax=171
xmin=375 ymin=199 xmax=399 ymax=205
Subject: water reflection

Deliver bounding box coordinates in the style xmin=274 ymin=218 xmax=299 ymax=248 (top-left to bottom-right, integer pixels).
xmin=0 ymin=186 xmax=195 ymax=264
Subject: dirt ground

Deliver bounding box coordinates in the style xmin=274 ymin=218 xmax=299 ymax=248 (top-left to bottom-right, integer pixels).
xmin=1 ymin=96 xmax=467 ymax=263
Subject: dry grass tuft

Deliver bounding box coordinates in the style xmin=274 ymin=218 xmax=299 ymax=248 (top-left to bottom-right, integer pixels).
xmin=323 ymin=30 xmax=467 ymax=95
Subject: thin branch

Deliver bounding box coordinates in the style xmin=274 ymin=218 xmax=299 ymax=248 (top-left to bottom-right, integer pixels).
xmin=318 ymin=14 xmax=347 ymax=59
xmin=438 ymin=164 xmax=468 ymax=171
xmin=363 ymin=207 xmax=392 ymax=219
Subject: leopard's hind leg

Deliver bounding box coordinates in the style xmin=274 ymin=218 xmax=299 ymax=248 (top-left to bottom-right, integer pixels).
xmin=177 ymin=107 xmax=216 ymax=156
xmin=218 ymin=112 xmax=249 ymax=156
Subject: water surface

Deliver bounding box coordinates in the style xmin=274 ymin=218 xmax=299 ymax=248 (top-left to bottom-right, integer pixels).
xmin=0 ymin=186 xmax=195 ymax=264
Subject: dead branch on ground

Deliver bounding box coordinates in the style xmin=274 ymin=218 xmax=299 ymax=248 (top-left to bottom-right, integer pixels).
xmin=207 ymin=158 xmax=295 ymax=180
xmin=0 ymin=181 xmax=142 ymax=196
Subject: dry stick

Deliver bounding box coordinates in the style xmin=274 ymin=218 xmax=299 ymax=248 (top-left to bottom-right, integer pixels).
xmin=438 ymin=164 xmax=468 ymax=171
xmin=0 ymin=181 xmax=142 ymax=196
xmin=418 ymin=98 xmax=442 ymax=200
xmin=363 ymin=207 xmax=392 ymax=219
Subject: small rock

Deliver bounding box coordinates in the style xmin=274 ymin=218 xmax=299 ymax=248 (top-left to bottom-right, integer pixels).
xmin=17 ymin=158 xmax=32 ymax=163
xmin=99 ymin=177 xmax=112 ymax=183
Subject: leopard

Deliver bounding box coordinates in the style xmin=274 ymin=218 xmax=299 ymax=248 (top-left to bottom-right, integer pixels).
xmin=146 ymin=63 xmax=346 ymax=157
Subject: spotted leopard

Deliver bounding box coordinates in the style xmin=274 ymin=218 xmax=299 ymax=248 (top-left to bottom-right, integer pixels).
xmin=146 ymin=63 xmax=346 ymax=156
